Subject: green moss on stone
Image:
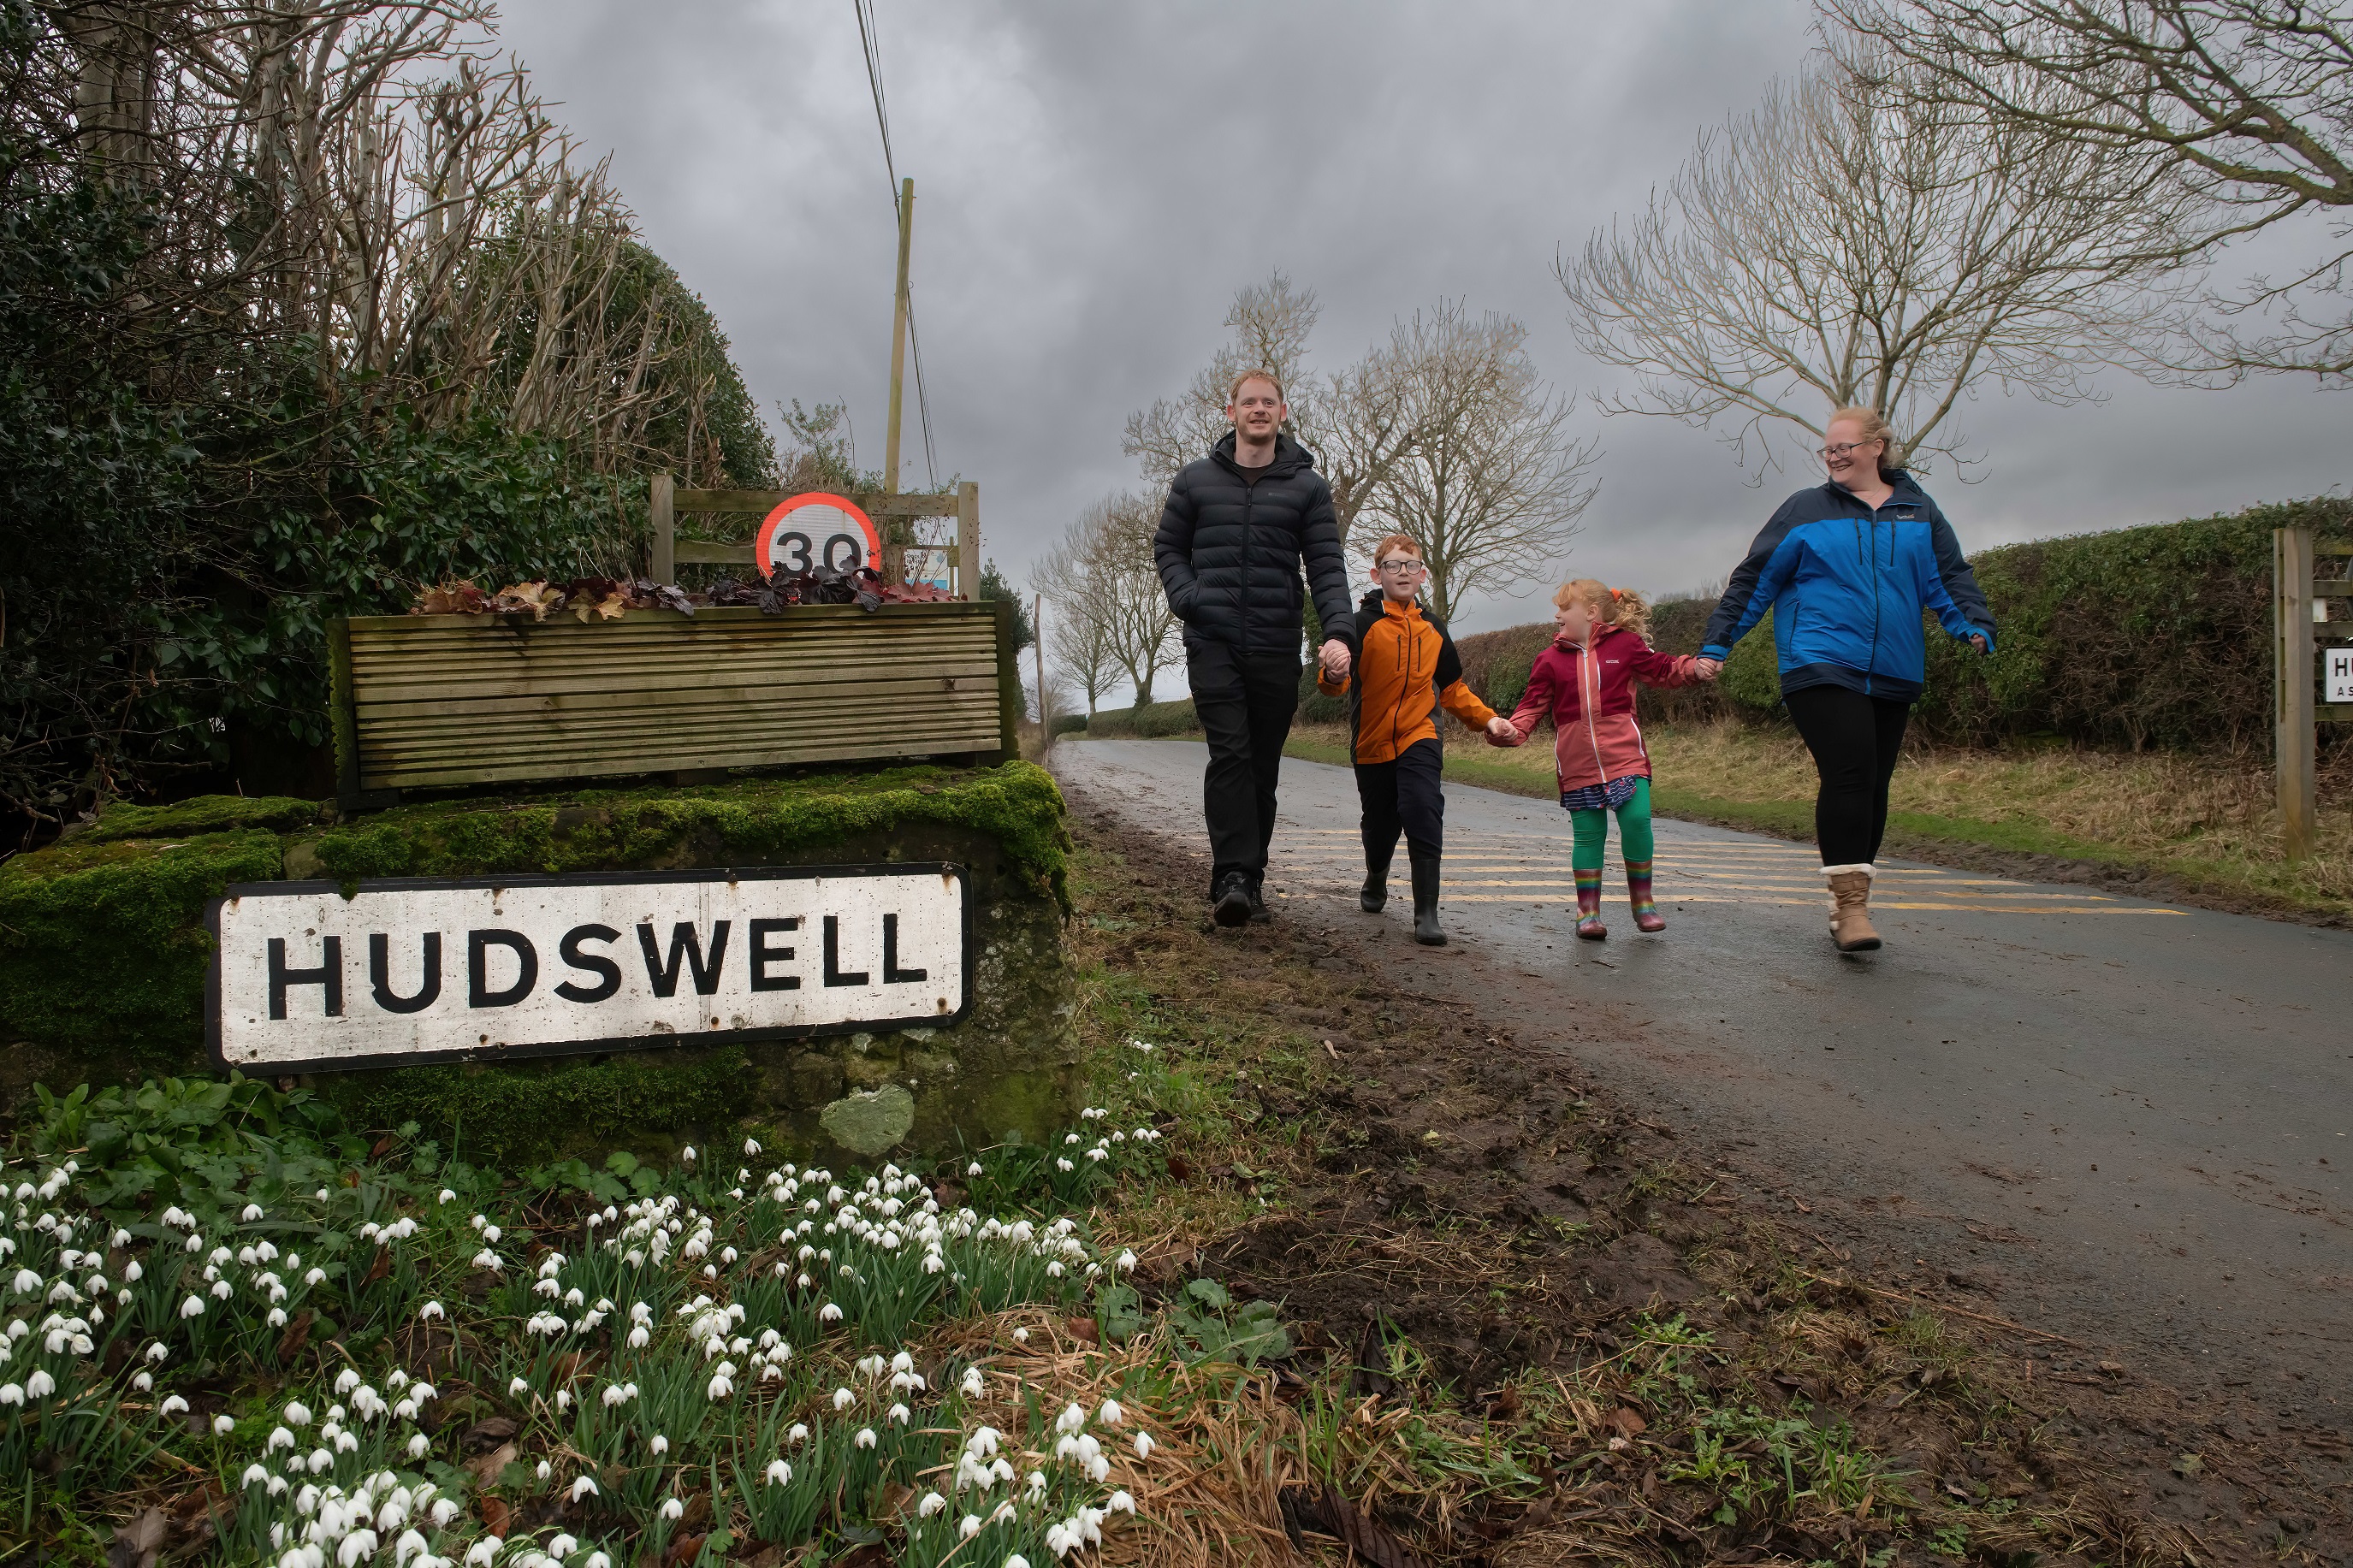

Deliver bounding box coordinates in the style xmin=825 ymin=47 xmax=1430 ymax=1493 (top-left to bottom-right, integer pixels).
xmin=0 ymin=831 xmax=286 ymax=1069
xmin=312 ymin=762 xmax=1070 ymax=907
xmin=819 ymin=1085 xmax=918 ymax=1156
xmin=78 ymin=796 xmax=325 ymax=843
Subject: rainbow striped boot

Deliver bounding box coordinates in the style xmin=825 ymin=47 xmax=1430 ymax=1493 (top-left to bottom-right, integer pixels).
xmin=1574 ymin=867 xmax=1607 ymax=940
xmin=1627 ymin=858 xmax=1665 ymax=932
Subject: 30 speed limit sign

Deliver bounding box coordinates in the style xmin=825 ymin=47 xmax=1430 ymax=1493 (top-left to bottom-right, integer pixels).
xmin=756 ymin=492 xmax=882 ymax=579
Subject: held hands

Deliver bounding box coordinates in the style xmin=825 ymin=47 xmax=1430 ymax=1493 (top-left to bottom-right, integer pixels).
xmin=1692 ymin=658 xmax=1722 ymax=682
xmin=1319 ymin=638 xmax=1352 ymax=680
xmin=1485 ymin=715 xmax=1522 ymax=746
xmin=1970 ymin=634 xmax=1988 ymax=654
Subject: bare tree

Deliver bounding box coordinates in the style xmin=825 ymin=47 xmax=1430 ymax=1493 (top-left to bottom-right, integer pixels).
xmin=1040 ymin=569 xmax=1121 ymax=715
xmin=1036 ymin=494 xmax=1176 ymax=708
xmin=1559 ymin=46 xmax=2199 ymax=472
xmin=1354 ymin=303 xmax=1598 ymax=619
xmin=1829 ymin=0 xmax=2353 ymax=382
xmin=1123 ymin=272 xmax=1420 ymax=547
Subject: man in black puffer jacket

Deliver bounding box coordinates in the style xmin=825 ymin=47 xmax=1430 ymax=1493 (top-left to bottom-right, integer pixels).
xmin=1153 ymin=370 xmax=1359 ymax=928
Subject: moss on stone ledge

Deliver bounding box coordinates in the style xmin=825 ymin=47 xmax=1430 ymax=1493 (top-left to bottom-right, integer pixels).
xmin=306 ymin=761 xmax=1070 ymax=907
xmin=76 ymin=796 xmax=325 ymax=843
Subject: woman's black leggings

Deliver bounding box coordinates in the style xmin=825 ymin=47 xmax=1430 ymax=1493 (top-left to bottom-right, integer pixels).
xmin=1782 ymin=685 xmax=1911 ymax=867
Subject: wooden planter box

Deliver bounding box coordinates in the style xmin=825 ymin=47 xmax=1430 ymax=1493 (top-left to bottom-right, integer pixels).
xmin=329 ymin=600 xmax=1020 ymax=806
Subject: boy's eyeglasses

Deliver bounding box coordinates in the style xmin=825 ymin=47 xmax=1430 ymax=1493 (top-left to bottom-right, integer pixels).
xmin=1377 ymin=558 xmax=1425 ymax=574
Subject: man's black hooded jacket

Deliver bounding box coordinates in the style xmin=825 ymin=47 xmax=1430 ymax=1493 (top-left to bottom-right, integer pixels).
xmin=1153 ymin=431 xmax=1358 ymax=660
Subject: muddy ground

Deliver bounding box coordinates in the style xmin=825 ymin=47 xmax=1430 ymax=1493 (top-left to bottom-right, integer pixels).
xmin=1067 ymin=814 xmax=2353 ymax=1566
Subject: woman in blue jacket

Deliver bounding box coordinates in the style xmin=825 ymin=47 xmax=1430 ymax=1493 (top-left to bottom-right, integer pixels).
xmin=1695 ymin=408 xmax=1994 ymax=953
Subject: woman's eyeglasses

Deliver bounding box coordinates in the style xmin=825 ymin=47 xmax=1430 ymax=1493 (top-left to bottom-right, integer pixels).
xmin=1814 ymin=440 xmax=1880 ymax=461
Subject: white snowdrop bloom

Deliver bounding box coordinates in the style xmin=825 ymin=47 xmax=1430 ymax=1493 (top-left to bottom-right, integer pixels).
xmin=1046 ymin=1261 xmax=1064 ymax=1278
xmin=887 ymin=1403 xmax=911 ymax=1425
xmin=284 ymin=1399 xmax=313 ymax=1426
xmin=706 ymin=1369 xmax=735 ymax=1400
xmin=214 ymin=1413 xmax=237 ymax=1435
xmin=649 ymin=1435 xmax=670 ymax=1456
xmin=210 ymin=1278 xmax=234 ymax=1300
xmin=334 ymin=1431 xmax=359 ymax=1455
xmin=1011 ymin=1327 xmax=1028 ymax=1343
xmin=184 ymin=1233 xmax=205 ymax=1253
xmin=832 ymin=1387 xmax=856 ymax=1412
xmin=786 ymin=1423 xmax=809 ymax=1445
xmin=1054 ymin=1160 xmax=1074 ymax=1175
xmin=626 ymin=1324 xmax=651 ymax=1349
xmin=306 ymin=1447 xmax=334 ymax=1473
xmin=418 ymin=1301 xmax=444 ymax=1322
xmin=1087 ymin=1454 xmax=1111 ymax=1482
xmin=569 ymin=1476 xmax=598 ymax=1502
xmin=960 ymin=1367 xmax=987 ymax=1399
xmin=546 ymin=1537 xmax=576 ymax=1563
xmin=856 ymin=1354 xmax=884 ymax=1380
xmin=534 ymin=1459 xmax=552 ymax=1482
xmin=338 ymin=1533 xmax=380 ymax=1568
xmin=1045 ymin=1521 xmax=1076 ymax=1558
xmin=564 ymin=1287 xmax=585 ymax=1308
xmin=179 ymin=1294 xmax=204 ymax=1319
xmin=965 ymin=1426 xmax=1000 ymax=1459
xmin=394 ymin=1399 xmax=418 ymax=1421
xmin=1098 ymin=1399 xmax=1123 ymax=1427
xmin=241 ymin=1463 xmax=273 ymax=1488
xmin=158 ymin=1393 xmax=190 ymax=1417
xmin=430 ymin=1500 xmax=460 ymax=1529
xmin=0 ymin=1384 xmax=24 ymax=1407
xmin=508 ymin=1376 xmax=530 ymax=1397
xmin=990 ymin=1457 xmax=1015 ymax=1485
xmin=680 ymin=1146 xmax=696 ymax=1164
xmin=481 ymin=1225 xmax=501 ymax=1244
xmin=305 ymin=1269 xmax=327 ymax=1286
xmin=335 ymin=1369 xmax=361 ymax=1395
xmin=1116 ymin=1250 xmax=1138 ymax=1272
xmin=1056 ymin=1403 xmax=1086 ymax=1434
xmin=658 ymin=1497 xmax=685 ymax=1522
xmin=394 ymin=1530 xmax=430 ymax=1567
xmin=240 ymin=1204 xmax=267 ymax=1222
xmin=1026 ymin=1471 xmax=1046 ymax=1500
xmin=818 ymin=1302 xmax=843 ymax=1325
xmin=465 ymin=1542 xmax=501 ymax=1568
xmin=854 ymin=1428 xmax=877 ymax=1450
xmin=583 ymin=1557 xmax=610 ymax=1568
xmin=958 ymin=1516 xmax=983 ymax=1541
xmin=406 ymin=1434 xmax=429 ymax=1459
xmin=1006 ymin=1555 xmax=1032 ymax=1568
xmin=600 ymin=1384 xmax=629 ymax=1409
xmin=1134 ymin=1431 xmax=1154 ymax=1459
xmin=763 ymin=1459 xmax=791 ymax=1486
xmin=266 ymin=1423 xmax=297 ymax=1451
xmin=744 ymin=1138 xmax=762 ymax=1156
xmin=1108 ymin=1490 xmax=1135 ymax=1514
xmin=554 ymin=1391 xmax=572 ymax=1413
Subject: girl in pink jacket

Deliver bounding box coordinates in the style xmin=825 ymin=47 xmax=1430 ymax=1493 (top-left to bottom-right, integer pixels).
xmin=1502 ymin=580 xmax=1702 ymax=939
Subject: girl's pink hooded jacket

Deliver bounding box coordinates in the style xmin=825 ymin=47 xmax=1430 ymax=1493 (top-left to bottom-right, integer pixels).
xmin=1504 ymin=624 xmax=1699 ymax=791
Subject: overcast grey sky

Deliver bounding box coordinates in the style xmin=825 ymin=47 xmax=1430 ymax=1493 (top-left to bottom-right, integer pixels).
xmin=498 ymin=0 xmax=2346 ymax=640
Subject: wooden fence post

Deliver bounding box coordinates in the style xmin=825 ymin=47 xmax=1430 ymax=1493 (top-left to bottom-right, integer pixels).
xmin=649 ymin=471 xmax=675 ymax=585
xmin=2277 ymin=524 xmax=2316 ymax=859
xmin=957 ymin=480 xmax=980 ymax=599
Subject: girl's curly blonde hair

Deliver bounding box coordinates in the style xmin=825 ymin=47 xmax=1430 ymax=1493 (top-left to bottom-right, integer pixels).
xmin=1554 ymin=577 xmax=1652 ymax=642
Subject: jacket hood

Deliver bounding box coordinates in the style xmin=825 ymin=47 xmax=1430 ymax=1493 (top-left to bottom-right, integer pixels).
xmin=1553 ymin=621 xmax=1635 ymax=649
xmin=1359 ymin=589 xmax=1425 ymax=615
xmin=1820 ymin=469 xmax=1930 ymax=510
xmin=1211 ymin=429 xmax=1316 ymax=478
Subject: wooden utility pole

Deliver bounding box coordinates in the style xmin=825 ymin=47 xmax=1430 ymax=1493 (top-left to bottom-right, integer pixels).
xmin=883 ymin=176 xmax=914 ymax=498
xmin=1034 ymin=593 xmax=1046 ymax=738
xmin=2277 ymin=524 xmax=2316 ymax=859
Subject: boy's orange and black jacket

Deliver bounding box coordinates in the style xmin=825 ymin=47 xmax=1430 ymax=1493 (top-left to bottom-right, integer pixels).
xmin=1317 ymin=590 xmax=1497 ymax=765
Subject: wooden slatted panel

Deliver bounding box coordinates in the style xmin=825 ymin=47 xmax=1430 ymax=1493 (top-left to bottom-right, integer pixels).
xmin=344 ymin=603 xmax=1007 ymax=791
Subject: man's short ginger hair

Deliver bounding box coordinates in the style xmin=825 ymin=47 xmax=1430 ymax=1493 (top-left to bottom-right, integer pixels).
xmin=1226 ymin=369 xmax=1285 ymax=404
xmin=1370 ymin=534 xmax=1422 ymax=564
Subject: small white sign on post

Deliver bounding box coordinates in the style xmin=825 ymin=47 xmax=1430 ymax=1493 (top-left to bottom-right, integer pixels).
xmin=208 ymin=865 xmax=968 ymax=1073
xmin=2329 ymin=646 xmax=2353 ymax=704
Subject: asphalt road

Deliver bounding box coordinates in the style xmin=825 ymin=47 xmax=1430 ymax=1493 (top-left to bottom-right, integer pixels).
xmin=1052 ymin=737 xmax=2353 ymax=1414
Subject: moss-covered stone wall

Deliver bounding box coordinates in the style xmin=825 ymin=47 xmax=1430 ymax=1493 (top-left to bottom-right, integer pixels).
xmin=0 ymin=764 xmax=1076 ymax=1166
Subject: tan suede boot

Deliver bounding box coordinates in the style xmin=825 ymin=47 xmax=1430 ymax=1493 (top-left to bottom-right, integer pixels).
xmin=1823 ymin=863 xmax=1881 ymax=952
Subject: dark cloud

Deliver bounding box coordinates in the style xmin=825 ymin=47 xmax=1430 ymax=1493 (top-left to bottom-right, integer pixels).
xmin=498 ymin=0 xmax=2346 ymax=641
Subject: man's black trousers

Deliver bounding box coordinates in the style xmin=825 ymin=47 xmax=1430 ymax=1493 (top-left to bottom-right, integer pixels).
xmin=1185 ymin=637 xmax=1299 ymax=893
xmin=1356 ymin=736 xmax=1444 ymax=862
xmin=1783 ymin=684 xmax=1911 ymax=866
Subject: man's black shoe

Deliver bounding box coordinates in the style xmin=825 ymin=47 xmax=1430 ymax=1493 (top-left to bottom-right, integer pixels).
xmin=1247 ymin=879 xmax=1272 ymax=924
xmin=1212 ymin=873 xmax=1254 ymax=928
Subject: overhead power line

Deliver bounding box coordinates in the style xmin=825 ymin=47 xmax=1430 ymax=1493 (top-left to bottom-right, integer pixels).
xmin=852 ymin=0 xmax=939 ymax=490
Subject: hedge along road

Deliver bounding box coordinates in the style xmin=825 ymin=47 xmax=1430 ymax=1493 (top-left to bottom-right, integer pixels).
xmin=1052 ymin=737 xmax=2353 ymax=1409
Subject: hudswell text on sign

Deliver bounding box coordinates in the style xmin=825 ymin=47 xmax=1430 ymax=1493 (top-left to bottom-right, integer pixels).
xmin=207 ymin=866 xmax=968 ymax=1072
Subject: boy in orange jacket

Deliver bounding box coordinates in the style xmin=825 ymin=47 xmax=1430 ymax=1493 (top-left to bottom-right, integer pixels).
xmin=1319 ymin=535 xmax=1518 ymax=945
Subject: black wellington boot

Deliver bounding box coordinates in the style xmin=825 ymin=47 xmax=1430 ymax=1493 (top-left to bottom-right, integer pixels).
xmin=1360 ymin=843 xmax=1395 ymax=912
xmin=1408 ymin=841 xmax=1446 ymax=947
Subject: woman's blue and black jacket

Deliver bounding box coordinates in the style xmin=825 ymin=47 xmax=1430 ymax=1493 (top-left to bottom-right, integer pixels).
xmin=1699 ymin=472 xmax=1995 ymax=703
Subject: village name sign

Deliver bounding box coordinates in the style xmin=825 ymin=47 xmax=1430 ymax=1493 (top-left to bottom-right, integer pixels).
xmin=208 ymin=865 xmax=969 ymax=1072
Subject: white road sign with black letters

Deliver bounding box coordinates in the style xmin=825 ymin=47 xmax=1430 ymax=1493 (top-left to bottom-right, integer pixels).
xmin=207 ymin=865 xmax=968 ymax=1072
xmin=2329 ymin=646 xmax=2353 ymax=704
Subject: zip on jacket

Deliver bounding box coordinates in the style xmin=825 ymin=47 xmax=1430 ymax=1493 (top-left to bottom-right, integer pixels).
xmin=1317 ymin=592 xmax=1495 ymax=765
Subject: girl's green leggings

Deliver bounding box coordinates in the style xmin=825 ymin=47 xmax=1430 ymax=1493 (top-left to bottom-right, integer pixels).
xmin=1569 ymin=777 xmax=1653 ymax=870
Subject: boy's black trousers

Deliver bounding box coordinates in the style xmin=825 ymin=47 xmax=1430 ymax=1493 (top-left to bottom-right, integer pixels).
xmin=1356 ymin=736 xmax=1445 ymax=861
xmin=1185 ymin=637 xmax=1300 ymax=894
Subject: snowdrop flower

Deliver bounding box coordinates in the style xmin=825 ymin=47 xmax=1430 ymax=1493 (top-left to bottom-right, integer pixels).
xmin=465 ymin=1542 xmax=501 ymax=1568
xmin=284 ymin=1400 xmax=312 ymax=1426
xmin=917 ymin=1491 xmax=947 ymax=1518
xmin=214 ymin=1413 xmax=236 ymax=1435
xmin=159 ymin=1393 xmax=190 ymax=1417
xmin=832 ymin=1387 xmax=856 ymax=1412
xmin=658 ymin=1497 xmax=685 ymax=1522
xmin=1116 ymin=1250 xmax=1138 ymax=1272
xmin=887 ymin=1402 xmax=911 ymax=1424
xmin=854 ymin=1428 xmax=877 ymax=1450
xmin=508 ymin=1376 xmax=530 ymax=1398
xmin=1108 ymin=1490 xmax=1135 ymax=1514
xmin=968 ymin=1162 xmax=985 ymax=1177
xmin=179 ymin=1294 xmax=205 ymax=1319
xmin=706 ymin=1368 xmax=735 ymax=1400
xmin=1026 ymin=1470 xmax=1047 ymax=1500
xmin=786 ymin=1423 xmax=809 ymax=1445
xmin=744 ymin=1138 xmax=762 ymax=1156
xmin=338 ymin=1530 xmax=379 ymax=1567
xmin=1055 ymin=1402 xmax=1086 ymax=1435
xmin=534 ymin=1459 xmax=552 ymax=1482
xmin=418 ymin=1301 xmax=444 ymax=1321
xmin=569 ymin=1476 xmax=598 ymax=1502
xmin=626 ymin=1323 xmax=651 ymax=1350
xmin=649 ymin=1435 xmax=670 ymax=1456
xmin=1006 ymin=1556 xmax=1031 ymax=1568
xmin=437 ymin=1189 xmax=456 ymax=1204
xmin=1134 ymin=1431 xmax=1154 ymax=1460
xmin=1098 ymin=1399 xmax=1123 ymax=1427
xmin=764 ymin=1459 xmax=791 ymax=1485
xmin=958 ymin=1516 xmax=984 ymax=1541
xmin=547 ymin=1535 xmax=576 ymax=1561
xmin=818 ymin=1302 xmax=843 ymax=1325
xmin=407 ymin=1433 xmax=430 ymax=1459
xmin=1011 ymin=1327 xmax=1029 ymax=1343
xmin=430 ymin=1499 xmax=460 ymax=1529
xmin=305 ymin=1269 xmax=326 ymax=1287
xmin=679 ymin=1145 xmax=696 ymax=1164
xmin=960 ymin=1367 xmax=987 ymax=1399
xmin=584 ymin=1557 xmax=610 ymax=1568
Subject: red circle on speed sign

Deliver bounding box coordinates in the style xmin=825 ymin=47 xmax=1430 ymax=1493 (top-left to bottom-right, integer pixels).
xmin=754 ymin=493 xmax=882 ymax=580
